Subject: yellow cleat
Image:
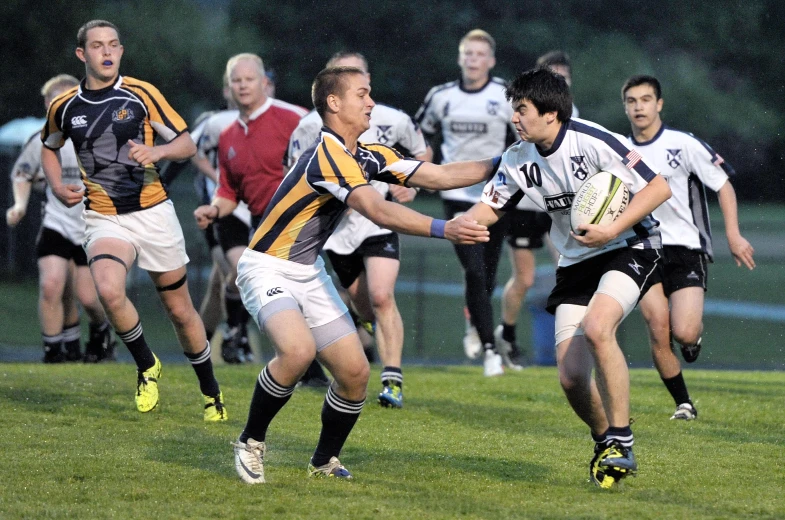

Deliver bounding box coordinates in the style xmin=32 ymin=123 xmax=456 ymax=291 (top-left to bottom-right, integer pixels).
xmin=204 ymin=391 xmax=228 ymax=422
xmin=135 ymin=355 xmax=162 ymax=413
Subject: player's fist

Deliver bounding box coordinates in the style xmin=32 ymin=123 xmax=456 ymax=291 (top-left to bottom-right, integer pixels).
xmin=51 ymin=183 xmax=85 ymax=207
xmin=444 ymin=215 xmax=489 ymax=244
xmin=389 ymin=185 xmax=417 ymax=203
xmin=5 ymin=205 xmax=26 ymax=227
xmin=194 ymin=204 xmax=219 ymax=230
xmin=127 ymin=139 xmax=162 ymax=167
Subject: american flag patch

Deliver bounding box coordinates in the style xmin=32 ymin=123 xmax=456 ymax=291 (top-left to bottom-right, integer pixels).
xmin=713 ymin=153 xmax=725 ymax=166
xmin=623 ymin=150 xmax=643 ymax=170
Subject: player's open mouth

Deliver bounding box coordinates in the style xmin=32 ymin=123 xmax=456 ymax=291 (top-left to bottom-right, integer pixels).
xmin=103 ymin=61 xmax=113 ymax=66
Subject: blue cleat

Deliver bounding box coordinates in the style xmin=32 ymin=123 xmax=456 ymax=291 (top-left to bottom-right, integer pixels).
xmin=377 ymin=384 xmax=403 ymax=408
xmin=307 ymin=457 xmax=353 ymax=479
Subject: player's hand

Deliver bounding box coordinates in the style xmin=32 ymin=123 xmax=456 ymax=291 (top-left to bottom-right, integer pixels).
xmin=52 ymin=183 xmax=85 ymax=207
xmin=5 ymin=205 xmax=26 ymax=227
xmin=727 ymin=233 xmax=755 ymax=270
xmin=444 ymin=215 xmax=489 ymax=244
xmin=571 ymin=223 xmax=618 ymax=248
xmin=389 ymin=185 xmax=417 ymax=203
xmin=194 ymin=204 xmax=219 ymax=230
xmin=127 ymin=139 xmax=163 ymax=166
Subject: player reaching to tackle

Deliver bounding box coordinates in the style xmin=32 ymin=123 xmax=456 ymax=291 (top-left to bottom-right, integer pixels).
xmin=462 ymin=68 xmax=671 ymax=488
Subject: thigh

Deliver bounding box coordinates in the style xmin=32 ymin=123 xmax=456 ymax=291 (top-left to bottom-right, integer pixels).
xmin=37 ymin=254 xmax=70 ymax=288
xmin=509 ymin=247 xmax=536 ymax=283
xmin=317 ymin=331 xmax=369 ymax=384
xmin=669 ymin=286 xmax=705 ymax=329
xmin=363 ymin=256 xmax=400 ymax=300
xmin=264 ymin=308 xmax=316 ymax=356
xmin=86 ymin=237 xmax=136 ymax=288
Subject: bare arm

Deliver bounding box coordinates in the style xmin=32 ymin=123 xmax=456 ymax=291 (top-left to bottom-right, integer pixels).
xmin=6 ymin=179 xmax=32 ymax=227
xmin=573 ymin=174 xmax=672 ymax=248
xmin=191 ymin=155 xmax=218 ymax=183
xmin=127 ymin=131 xmax=197 ymax=166
xmin=193 ymin=196 xmax=238 ymax=230
xmin=717 ymin=180 xmax=755 ymax=269
xmin=415 ymin=146 xmax=434 ymax=164
xmin=347 ymin=185 xmax=489 ymax=244
xmin=464 ymin=201 xmax=504 ymax=228
xmin=42 ymin=146 xmax=83 ymax=207
xmin=407 ymin=158 xmax=496 ymax=191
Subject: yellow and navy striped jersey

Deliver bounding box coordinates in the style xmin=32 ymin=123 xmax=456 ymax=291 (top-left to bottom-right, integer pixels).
xmin=41 ymin=76 xmax=188 ymax=215
xmin=249 ymin=127 xmax=422 ymax=265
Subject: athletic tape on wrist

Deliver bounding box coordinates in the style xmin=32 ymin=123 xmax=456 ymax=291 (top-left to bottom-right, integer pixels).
xmin=430 ymin=219 xmax=446 ymax=239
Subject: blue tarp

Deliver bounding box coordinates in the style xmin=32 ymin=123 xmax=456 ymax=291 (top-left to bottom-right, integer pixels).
xmin=0 ymin=117 xmax=45 ymax=147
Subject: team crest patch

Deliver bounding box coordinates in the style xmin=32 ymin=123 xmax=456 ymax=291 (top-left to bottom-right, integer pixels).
xmin=376 ymin=125 xmax=393 ymax=144
xmin=112 ymin=108 xmax=134 ymax=122
xmin=487 ymin=100 xmax=500 ymax=115
xmin=571 ymin=155 xmax=588 ymax=180
xmin=667 ymin=149 xmax=682 ymax=169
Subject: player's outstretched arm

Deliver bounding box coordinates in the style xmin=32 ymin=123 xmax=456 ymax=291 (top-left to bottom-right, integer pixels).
xmin=407 ymin=158 xmax=496 ymax=191
xmin=6 ymin=177 xmax=32 ymax=227
xmin=347 ymin=185 xmax=489 ymax=244
xmin=717 ymin=180 xmax=755 ymax=270
xmin=127 ymin=132 xmax=197 ymax=166
xmin=573 ymin=174 xmax=671 ymax=248
xmin=41 ymin=146 xmax=83 ymax=207
xmin=194 ymin=196 xmax=238 ymax=230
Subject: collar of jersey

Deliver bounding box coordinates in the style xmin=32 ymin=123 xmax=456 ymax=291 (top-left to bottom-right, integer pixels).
xmin=238 ymin=97 xmax=274 ymax=131
xmin=536 ymin=119 xmax=570 ymax=157
xmin=78 ymin=75 xmax=122 ymax=96
xmin=628 ymin=122 xmax=666 ymax=146
xmin=458 ymin=77 xmax=492 ymax=94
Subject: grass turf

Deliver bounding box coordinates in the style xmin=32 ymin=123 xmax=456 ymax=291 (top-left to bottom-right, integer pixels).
xmin=1 ymin=363 xmax=783 ymax=519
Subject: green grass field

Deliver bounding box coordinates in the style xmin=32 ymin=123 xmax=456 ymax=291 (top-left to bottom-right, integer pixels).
xmin=1 ymin=363 xmax=783 ymax=519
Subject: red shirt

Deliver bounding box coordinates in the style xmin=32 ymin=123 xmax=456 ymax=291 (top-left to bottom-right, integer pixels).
xmin=217 ymin=98 xmax=307 ymax=216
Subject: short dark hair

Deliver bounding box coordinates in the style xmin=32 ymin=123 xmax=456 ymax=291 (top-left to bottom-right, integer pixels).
xmin=536 ymin=50 xmax=571 ymax=71
xmin=505 ymin=68 xmax=573 ymax=122
xmin=621 ymin=75 xmax=662 ymax=100
xmin=311 ymin=66 xmax=365 ymax=118
xmin=77 ymin=20 xmax=120 ymax=48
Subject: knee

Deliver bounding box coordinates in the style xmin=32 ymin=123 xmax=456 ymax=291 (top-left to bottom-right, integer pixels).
xmin=558 ymin=364 xmax=588 ymax=394
xmin=343 ymin=359 xmax=371 ymax=391
xmin=95 ymin=280 xmax=125 ymax=311
xmin=39 ymin=274 xmax=64 ymax=302
xmin=369 ymin=289 xmax=395 ymax=314
xmin=165 ymin=300 xmax=198 ymax=328
xmin=672 ymin=322 xmax=701 ymax=347
xmin=582 ymin=319 xmax=614 ymax=352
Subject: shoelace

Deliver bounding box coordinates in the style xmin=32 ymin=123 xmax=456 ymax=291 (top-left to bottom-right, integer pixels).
xmin=234 ymin=442 xmax=264 ymax=472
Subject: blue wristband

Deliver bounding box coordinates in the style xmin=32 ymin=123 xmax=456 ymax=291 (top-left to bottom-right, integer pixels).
xmin=430 ymin=219 xmax=446 ymax=239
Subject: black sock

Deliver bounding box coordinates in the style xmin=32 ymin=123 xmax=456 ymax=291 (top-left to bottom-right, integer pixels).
xmin=605 ymin=426 xmax=634 ymax=448
xmin=89 ymin=320 xmax=110 ymax=336
xmin=117 ymin=321 xmax=156 ymax=371
xmin=240 ymin=366 xmax=295 ymax=443
xmin=381 ymin=366 xmax=403 ymax=387
xmin=184 ymin=342 xmax=220 ymax=397
xmin=42 ymin=333 xmax=63 ymax=354
xmin=662 ymin=371 xmax=692 ymax=406
xmin=502 ymin=323 xmax=517 ymax=343
xmin=311 ymin=386 xmax=364 ymax=467
xmin=62 ymin=322 xmax=81 ymax=354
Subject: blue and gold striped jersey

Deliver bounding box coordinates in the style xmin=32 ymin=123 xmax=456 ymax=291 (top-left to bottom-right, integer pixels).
xmin=41 ymin=76 xmax=188 ymax=215
xmin=249 ymin=127 xmax=422 ymax=265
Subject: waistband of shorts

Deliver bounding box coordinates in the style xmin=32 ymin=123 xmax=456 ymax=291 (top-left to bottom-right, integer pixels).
xmin=240 ymin=247 xmax=325 ymax=276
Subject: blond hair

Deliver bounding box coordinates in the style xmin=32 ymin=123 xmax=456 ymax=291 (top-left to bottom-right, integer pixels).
xmin=225 ymin=53 xmax=265 ymax=80
xmin=41 ymin=74 xmax=79 ymax=98
xmin=459 ymin=29 xmax=496 ymax=55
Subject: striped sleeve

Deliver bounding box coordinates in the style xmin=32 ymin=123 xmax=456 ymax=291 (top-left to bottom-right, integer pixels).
xmin=41 ymin=88 xmax=77 ymax=149
xmin=122 ymin=77 xmax=188 ymax=142
xmin=361 ymin=143 xmax=422 ymax=186
xmin=309 ymin=137 xmax=369 ymax=203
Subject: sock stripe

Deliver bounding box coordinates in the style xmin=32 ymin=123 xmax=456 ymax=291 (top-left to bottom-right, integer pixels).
xmin=42 ymin=333 xmax=63 ymax=344
xmin=258 ymin=366 xmax=295 ymax=398
xmin=118 ymin=322 xmax=143 ymax=343
xmin=381 ymin=370 xmax=403 ymax=385
xmin=185 ymin=343 xmax=212 ymax=365
xmin=325 ymin=386 xmax=364 ymax=415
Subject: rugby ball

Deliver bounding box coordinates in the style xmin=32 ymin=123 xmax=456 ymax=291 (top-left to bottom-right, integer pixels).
xmin=570 ymin=171 xmax=629 ymax=235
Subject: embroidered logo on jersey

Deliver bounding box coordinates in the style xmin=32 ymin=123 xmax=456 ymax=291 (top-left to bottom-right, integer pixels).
xmin=628 ymin=259 xmax=643 ymax=275
xmin=666 ymin=149 xmax=682 ymax=169
xmin=71 ymin=115 xmax=88 ymax=128
xmin=228 ymin=146 xmax=237 ymax=160
xmin=623 ymin=150 xmax=643 ymax=170
xmin=112 ymin=108 xmax=134 ymax=122
xmin=544 ymin=192 xmax=575 ymax=213
xmin=571 ymin=155 xmax=589 ymax=180
xmin=376 ymin=125 xmax=393 ymax=144
xmin=449 ymin=122 xmax=488 ymax=134
xmin=487 ymin=100 xmax=500 ymax=115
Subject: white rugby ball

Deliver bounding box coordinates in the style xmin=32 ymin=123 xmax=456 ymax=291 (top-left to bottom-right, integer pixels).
xmin=570 ymin=171 xmax=629 ymax=235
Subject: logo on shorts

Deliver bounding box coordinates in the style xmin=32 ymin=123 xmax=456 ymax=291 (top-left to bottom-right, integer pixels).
xmin=71 ymin=115 xmax=88 ymax=128
xmin=687 ymin=271 xmax=700 ymax=280
xmin=628 ymin=259 xmax=643 ymax=275
xmin=112 ymin=108 xmax=134 ymax=122
xmin=383 ymin=242 xmax=396 ymax=253
xmin=266 ymin=287 xmax=283 ymax=297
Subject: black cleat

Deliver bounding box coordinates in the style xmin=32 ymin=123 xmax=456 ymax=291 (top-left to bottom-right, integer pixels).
xmin=84 ymin=325 xmax=117 ymax=363
xmin=680 ymin=336 xmax=702 ymax=363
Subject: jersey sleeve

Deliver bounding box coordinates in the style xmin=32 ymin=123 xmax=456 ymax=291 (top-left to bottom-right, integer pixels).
xmin=308 ymin=137 xmax=372 ymax=203
xmin=214 ymin=139 xmax=238 ymax=203
xmin=590 ymin=132 xmax=661 ymax=194
xmin=685 ymin=135 xmax=732 ymax=192
xmin=287 ymin=118 xmax=322 ymax=168
xmin=126 ymin=79 xmax=188 ymax=142
xmin=360 ymin=143 xmax=423 ymax=186
xmin=414 ymin=86 xmax=441 ymax=135
xmin=12 ymin=132 xmax=43 ymax=183
xmin=481 ymin=152 xmax=524 ymax=211
xmin=41 ymin=90 xmax=73 ymax=150
xmin=394 ymin=115 xmax=428 ymax=158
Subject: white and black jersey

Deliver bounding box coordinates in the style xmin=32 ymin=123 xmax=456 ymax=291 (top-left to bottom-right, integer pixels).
xmin=482 ymin=118 xmax=662 ymax=267
xmin=191 ymin=109 xmax=251 ymax=226
xmin=12 ymin=131 xmax=84 ymax=243
xmin=287 ymin=105 xmax=428 ymax=255
xmin=628 ymin=125 xmax=733 ymax=259
xmin=415 ymin=77 xmax=516 ymax=203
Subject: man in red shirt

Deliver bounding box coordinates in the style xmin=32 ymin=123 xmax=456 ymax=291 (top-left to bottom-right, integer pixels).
xmin=194 ymin=53 xmax=307 ymax=363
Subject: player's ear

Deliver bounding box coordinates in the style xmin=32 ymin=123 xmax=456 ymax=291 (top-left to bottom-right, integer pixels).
xmin=75 ymin=47 xmax=86 ymax=63
xmin=488 ymin=55 xmax=496 ymax=70
xmin=656 ymin=97 xmax=663 ymax=113
xmin=326 ymin=93 xmax=340 ymax=113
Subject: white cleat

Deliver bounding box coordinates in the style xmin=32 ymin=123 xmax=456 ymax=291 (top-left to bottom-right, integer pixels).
xmin=494 ymin=325 xmax=523 ymax=371
xmin=670 ymin=403 xmax=698 ymax=420
xmin=463 ymin=323 xmax=483 ymax=360
xmin=233 ymin=438 xmax=266 ymax=484
xmin=483 ymin=349 xmax=504 ymax=377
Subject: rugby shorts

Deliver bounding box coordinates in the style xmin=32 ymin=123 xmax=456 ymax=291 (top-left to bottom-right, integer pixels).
xmin=36 ymin=226 xmax=88 ymax=266
xmin=506 ymin=209 xmax=551 ymax=249
xmin=215 ymin=213 xmax=251 ymax=253
xmin=325 ymin=232 xmax=400 ymax=289
xmin=648 ymin=245 xmax=708 ymax=297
